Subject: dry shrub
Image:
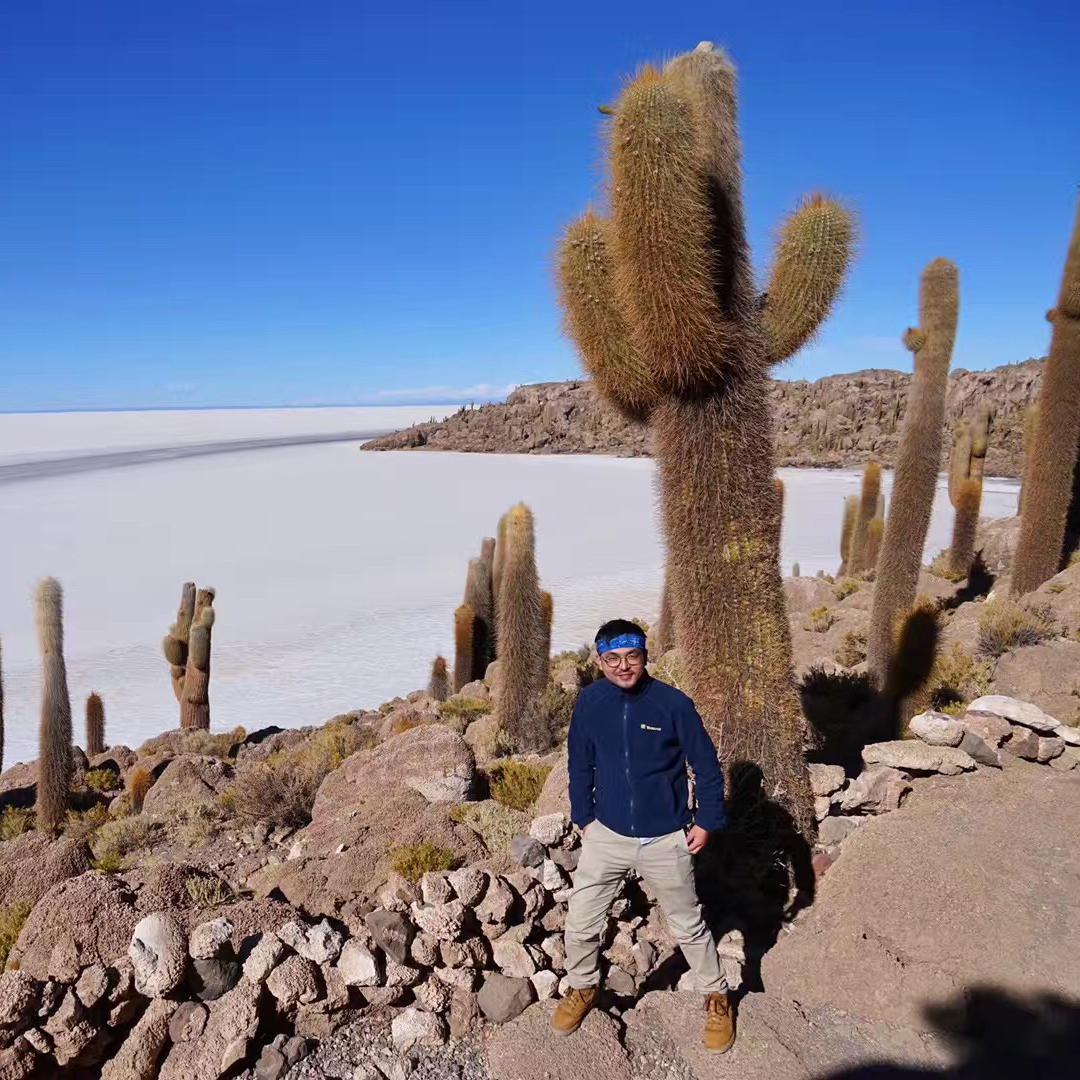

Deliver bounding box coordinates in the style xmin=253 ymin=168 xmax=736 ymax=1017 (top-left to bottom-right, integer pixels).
xmin=0 ymin=808 xmax=34 ymax=842
xmin=438 ymin=697 xmax=492 ymax=721
xmin=389 ymin=710 xmax=426 ymax=737
xmin=84 ymin=768 xmax=119 ymax=793
xmin=834 ymin=630 xmax=867 ymax=668
xmin=977 ymin=599 xmax=1057 ymax=658
xmin=63 ymin=803 xmax=109 ymax=841
xmin=185 ymin=875 xmax=234 ymax=908
xmin=804 ymin=606 xmax=837 ymax=633
xmin=929 ymin=550 xmax=966 ymax=583
xmin=0 ymin=903 xmax=31 ymax=969
xmin=92 ymin=815 xmax=158 ymax=869
xmin=223 ymin=721 xmax=368 ymax=828
xmin=488 ymin=760 xmax=552 ymax=812
xmin=389 ymin=842 xmax=458 ymax=883
xmin=451 ymin=800 xmax=529 ymax=861
xmin=834 ymin=579 xmax=860 ymax=600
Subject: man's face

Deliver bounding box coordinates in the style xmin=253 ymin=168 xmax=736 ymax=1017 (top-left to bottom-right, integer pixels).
xmin=596 ymin=647 xmax=647 ymax=690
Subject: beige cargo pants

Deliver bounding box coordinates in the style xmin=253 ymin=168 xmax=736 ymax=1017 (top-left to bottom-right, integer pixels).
xmin=563 ymin=819 xmax=726 ymax=992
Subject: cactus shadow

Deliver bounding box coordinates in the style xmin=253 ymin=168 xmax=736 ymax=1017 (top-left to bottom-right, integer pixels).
xmin=937 ymin=552 xmax=996 ymax=614
xmin=799 ymin=667 xmax=894 ymax=775
xmin=696 ymin=761 xmax=815 ymax=994
xmin=817 ymin=985 xmax=1080 ymax=1079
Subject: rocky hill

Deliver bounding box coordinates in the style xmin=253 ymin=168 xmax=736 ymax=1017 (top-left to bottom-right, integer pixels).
xmin=363 ymin=359 xmax=1044 ymax=477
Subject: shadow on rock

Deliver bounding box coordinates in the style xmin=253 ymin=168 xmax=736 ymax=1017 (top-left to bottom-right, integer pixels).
xmin=820 ymin=985 xmax=1080 ymax=1080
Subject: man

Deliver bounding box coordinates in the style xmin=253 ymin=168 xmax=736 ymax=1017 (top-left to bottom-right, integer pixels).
xmin=550 ymin=619 xmax=734 ymax=1053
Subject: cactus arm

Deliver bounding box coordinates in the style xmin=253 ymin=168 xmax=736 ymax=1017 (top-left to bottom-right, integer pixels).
xmin=558 ymin=213 xmax=659 ymax=420
xmin=761 ymin=195 xmax=856 ymax=365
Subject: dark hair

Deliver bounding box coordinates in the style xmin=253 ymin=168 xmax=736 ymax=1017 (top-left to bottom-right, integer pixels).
xmin=595 ymin=619 xmax=647 ymax=645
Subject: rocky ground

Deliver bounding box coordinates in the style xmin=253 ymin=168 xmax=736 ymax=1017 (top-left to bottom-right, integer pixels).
xmin=2 ymin=515 xmax=1080 ymax=1078
xmin=361 ymin=360 xmax=1042 ymax=477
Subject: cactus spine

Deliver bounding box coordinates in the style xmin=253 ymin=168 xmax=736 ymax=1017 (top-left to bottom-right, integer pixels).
xmin=868 ymin=260 xmax=959 ymax=688
xmin=559 ymin=43 xmax=854 ymax=835
xmin=179 ymin=589 xmax=215 ymax=731
xmin=85 ymin=692 xmax=106 ymax=757
xmin=453 ymin=604 xmax=476 ymax=692
xmin=35 ymin=578 xmax=73 ymax=833
xmin=847 ymin=462 xmax=882 ymax=576
xmin=1012 ymin=200 xmax=1080 ymax=594
xmin=429 ymin=656 xmax=450 ymax=702
xmin=493 ymin=503 xmax=549 ymax=751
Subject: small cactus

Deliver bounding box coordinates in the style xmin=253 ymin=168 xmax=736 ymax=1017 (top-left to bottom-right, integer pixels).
xmin=847 ymin=462 xmax=882 ymax=576
xmin=429 ymin=656 xmax=451 ymax=702
xmin=180 ymin=590 xmax=215 ymax=731
xmin=35 ymin=578 xmax=73 ymax=833
xmin=792 ymin=562 xmax=801 ymax=579
xmin=85 ymin=692 xmax=106 ymax=758
xmin=945 ymin=406 xmax=990 ymax=578
xmin=127 ymin=766 xmax=152 ymax=814
xmin=540 ymin=590 xmax=554 ymax=665
xmin=453 ymin=604 xmax=476 ymax=693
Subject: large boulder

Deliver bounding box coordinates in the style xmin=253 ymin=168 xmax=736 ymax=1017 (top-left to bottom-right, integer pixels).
xmin=0 ymin=833 xmax=93 ymax=911
xmin=762 ymin=765 xmax=1080 ymax=1028
xmin=129 ymin=912 xmax=188 ymax=998
xmin=141 ymin=755 xmax=233 ymax=818
xmin=861 ymin=741 xmax=976 ymax=775
xmin=247 ymin=727 xmax=485 ymax=913
xmin=0 ymin=764 xmax=37 ymax=809
xmin=8 ymin=872 xmax=139 ymax=982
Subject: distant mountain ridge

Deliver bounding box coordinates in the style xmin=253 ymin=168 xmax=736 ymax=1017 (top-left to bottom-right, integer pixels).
xmin=362 ymin=359 xmax=1045 ymax=477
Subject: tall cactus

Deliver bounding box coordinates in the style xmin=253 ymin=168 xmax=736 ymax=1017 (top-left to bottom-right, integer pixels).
xmin=35 ymin=578 xmax=73 ymax=833
xmin=868 ymin=260 xmax=959 ymax=688
xmin=464 ymin=548 xmax=495 ymax=679
xmin=163 ymin=582 xmax=196 ymax=702
xmin=493 ymin=503 xmax=549 ymax=751
xmin=453 ymin=604 xmax=476 ymax=692
xmin=85 ymin=692 xmax=106 ymax=757
xmin=558 ymin=43 xmax=854 ymax=834
xmin=654 ymin=569 xmax=675 ymax=654
xmin=847 ymin=462 xmax=882 ymax=576
xmin=838 ymin=495 xmax=859 ymax=576
xmin=1012 ymin=200 xmax=1080 ymax=595
xmin=946 ymin=406 xmax=990 ymax=578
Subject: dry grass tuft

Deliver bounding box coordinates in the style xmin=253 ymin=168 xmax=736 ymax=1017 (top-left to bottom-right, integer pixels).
xmin=0 ymin=903 xmax=31 ymax=969
xmin=833 ymin=579 xmax=860 ymax=600
xmin=804 ymin=606 xmax=837 ymax=633
xmin=389 ymin=842 xmax=458 ymax=883
xmin=977 ymin=599 xmax=1057 ymax=658
xmin=834 ymin=630 xmax=867 ymax=668
xmin=488 ymin=760 xmax=552 ymax=812
xmin=0 ymin=808 xmax=34 ymax=842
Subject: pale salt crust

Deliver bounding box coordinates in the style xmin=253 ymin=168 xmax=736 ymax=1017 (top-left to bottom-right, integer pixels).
xmin=0 ymin=410 xmax=1019 ymax=764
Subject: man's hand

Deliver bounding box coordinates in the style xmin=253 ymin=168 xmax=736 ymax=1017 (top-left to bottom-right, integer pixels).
xmin=686 ymin=825 xmax=709 ymax=855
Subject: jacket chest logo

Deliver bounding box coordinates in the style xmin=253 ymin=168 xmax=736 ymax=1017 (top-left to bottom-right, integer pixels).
xmin=640 ymin=724 xmax=662 ymax=732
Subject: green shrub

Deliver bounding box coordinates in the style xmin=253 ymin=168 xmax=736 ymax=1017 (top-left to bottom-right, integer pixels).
xmin=834 ymin=630 xmax=867 ymax=668
xmin=488 ymin=760 xmax=552 ymax=811
xmin=93 ymin=851 xmax=122 ymax=874
xmin=451 ymin=800 xmax=529 ymax=860
xmin=928 ymin=550 xmax=966 ymax=583
xmin=84 ymin=768 xmax=119 ymax=793
xmin=438 ymin=696 xmax=492 ymax=721
xmin=1047 ymin=581 xmax=1067 ymax=594
xmin=91 ymin=815 xmax=158 ymax=868
xmin=388 ymin=710 xmax=425 ymax=736
xmin=977 ymin=599 xmax=1057 ymax=658
xmin=833 ymin=579 xmax=860 ymax=600
xmin=804 ymin=606 xmax=837 ymax=633
xmin=64 ymin=803 xmax=110 ymax=841
xmin=185 ymin=875 xmax=234 ymax=908
xmin=0 ymin=808 xmax=34 ymax=842
xmin=912 ymin=642 xmax=994 ymax=715
xmin=0 ymin=903 xmax=31 ymax=969
xmin=138 ymin=726 xmax=247 ymax=760
xmin=389 ymin=842 xmax=458 ymax=883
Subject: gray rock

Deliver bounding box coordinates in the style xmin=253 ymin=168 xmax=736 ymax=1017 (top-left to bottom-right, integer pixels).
xmin=476 ymin=876 xmax=514 ymax=926
xmin=336 ymin=941 xmax=381 ymax=987
xmin=1051 ymin=746 xmax=1080 ymax=771
xmin=276 ymin=919 xmax=343 ymax=964
xmin=376 ymin=873 xmax=418 ymax=914
xmin=449 ymin=988 xmax=480 ymax=1039
xmin=439 ymin=936 xmax=488 ymax=970
xmin=409 ymin=932 xmax=440 ymax=967
xmin=100 ymin=998 xmax=177 ymax=1080
xmin=281 ymin=1036 xmax=308 ymax=1066
xmin=817 ymin=816 xmax=862 ymax=847
xmin=510 ymin=835 xmax=545 ymax=869
xmin=255 ymin=1045 xmax=287 ymax=1080
xmin=531 ymin=859 xmax=568 ymax=893
xmin=391 ymin=1007 xmax=446 ymax=1051
xmin=410 ymin=900 xmax=466 ymax=942
xmin=129 ymin=912 xmax=187 ymax=999
xmin=1055 ymin=724 xmax=1080 ymax=746
xmin=967 ymin=695 xmax=1058 ymax=733
xmin=529 ymin=813 xmax=569 ymax=847
xmin=266 ymin=954 xmax=323 ymax=1008
xmin=606 ymin=964 xmax=637 ymax=996
xmin=861 ymin=740 xmax=976 ymax=775
xmin=959 ymin=730 xmax=1002 ymax=768
xmin=420 ymin=872 xmax=453 ymax=906
xmin=959 ymin=710 xmax=1013 ymax=747
xmin=808 ymin=763 xmax=847 ymax=797
xmin=220 ymin=1036 xmax=251 ymax=1074
xmin=477 ymin=972 xmax=534 ymax=1024
xmin=0 ymin=972 xmax=39 ymax=1035
xmin=908 ymin=711 xmax=965 ymax=747
xmin=188 ymin=918 xmax=233 ymax=960
xmin=531 ymin=970 xmax=559 ymax=1000
xmin=413 ymin=976 xmax=453 ymax=1012
xmin=1004 ymin=727 xmax=1040 ymax=760
xmin=383 ymin=957 xmax=422 ymax=988
xmin=157 ymin=978 xmax=261 ymax=1080
xmin=549 ymin=846 xmax=580 ymax=873
xmin=365 ymin=909 xmax=413 ymax=964
xmin=242 ymin=934 xmax=286 ymax=984
xmin=840 ymin=766 xmax=911 ymax=815
xmin=168 ymin=1001 xmax=208 ymax=1043
xmin=188 ymin=957 xmax=241 ymax=1002
xmin=814 ymin=795 xmax=833 ymax=822
xmin=492 ymin=939 xmax=537 ymax=978
xmin=446 ymin=866 xmax=487 ymax=907
xmin=1037 ymin=736 xmax=1066 ymax=763
xmin=74 ymin=963 xmax=108 ymax=1010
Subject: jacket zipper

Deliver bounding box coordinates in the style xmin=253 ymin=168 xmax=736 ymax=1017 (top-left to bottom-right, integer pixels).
xmin=623 ymin=696 xmax=635 ymax=833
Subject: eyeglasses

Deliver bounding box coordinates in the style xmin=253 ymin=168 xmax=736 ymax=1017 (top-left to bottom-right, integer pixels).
xmin=600 ymin=649 xmax=645 ymax=669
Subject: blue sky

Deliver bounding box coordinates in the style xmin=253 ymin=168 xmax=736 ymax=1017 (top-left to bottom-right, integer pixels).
xmin=1 ymin=2 xmax=1077 ymax=411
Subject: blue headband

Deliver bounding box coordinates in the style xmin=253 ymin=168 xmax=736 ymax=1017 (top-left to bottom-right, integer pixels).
xmin=596 ymin=633 xmax=647 ymax=655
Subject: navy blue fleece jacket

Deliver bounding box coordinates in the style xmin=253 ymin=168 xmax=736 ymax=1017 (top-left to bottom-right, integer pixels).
xmin=567 ymin=673 xmax=726 ymax=836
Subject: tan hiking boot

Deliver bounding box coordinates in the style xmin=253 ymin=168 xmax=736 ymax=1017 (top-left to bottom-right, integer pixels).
xmin=705 ymin=992 xmax=735 ymax=1053
xmin=551 ymin=986 xmax=599 ymax=1035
